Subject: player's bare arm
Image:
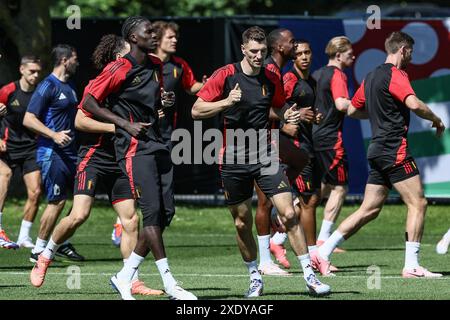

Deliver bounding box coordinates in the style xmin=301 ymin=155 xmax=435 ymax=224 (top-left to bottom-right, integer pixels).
xmin=405 ymin=95 xmax=445 ymax=137
xmin=347 ymin=103 xmax=368 ymax=119
xmin=192 ymin=83 xmax=241 ymax=119
xmin=74 ymin=109 xmax=115 ymax=134
xmin=83 ymin=94 xmax=150 ymax=137
xmin=23 ymin=112 xmax=71 ymax=147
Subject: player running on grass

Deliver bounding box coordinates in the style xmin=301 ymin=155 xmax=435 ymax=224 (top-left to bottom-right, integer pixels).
xmin=23 ymin=44 xmax=84 ymax=263
xmin=78 ymin=17 xmax=196 ymax=300
xmin=29 ymin=34 xmax=163 ymax=296
xmin=0 ymin=56 xmax=42 ymax=250
xmin=311 ymin=31 xmax=445 ymax=278
xmin=192 ymin=26 xmax=330 ymax=297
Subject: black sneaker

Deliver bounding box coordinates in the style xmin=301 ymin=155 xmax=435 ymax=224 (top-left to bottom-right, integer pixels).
xmin=55 ymin=243 xmax=85 ymax=261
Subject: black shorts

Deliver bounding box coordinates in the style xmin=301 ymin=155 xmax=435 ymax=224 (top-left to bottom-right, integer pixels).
xmin=367 ymin=155 xmax=419 ymax=189
xmin=119 ymin=151 xmax=175 ymax=229
xmin=315 ymin=148 xmax=348 ymax=186
xmin=221 ymin=162 xmax=291 ymax=206
xmin=73 ymin=164 xmax=133 ymax=204
xmin=0 ymin=152 xmax=40 ymax=175
xmin=293 ymin=157 xmax=321 ymax=196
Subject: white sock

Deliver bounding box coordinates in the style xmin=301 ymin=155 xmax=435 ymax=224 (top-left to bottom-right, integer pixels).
xmin=318 ymin=230 xmax=344 ymax=261
xmin=17 ymin=220 xmax=33 ymax=242
xmin=244 ymin=260 xmax=262 ymax=281
xmin=123 ymin=259 xmax=139 ymax=281
xmin=298 ymin=254 xmax=315 ymax=280
xmin=117 ymin=252 xmax=144 ymax=282
xmin=155 ymin=258 xmax=177 ymax=289
xmin=404 ymin=241 xmax=420 ymax=269
xmin=444 ymin=229 xmax=450 ymax=241
xmin=32 ymin=238 xmax=48 ymax=254
xmin=271 ymin=232 xmax=288 ymax=245
xmin=308 ymin=245 xmax=318 ymax=253
xmin=42 ymin=238 xmax=61 ymax=260
xmin=0 ymin=211 xmax=3 ymax=230
xmin=317 ymin=219 xmax=334 ymax=242
xmin=257 ymin=235 xmax=272 ymax=266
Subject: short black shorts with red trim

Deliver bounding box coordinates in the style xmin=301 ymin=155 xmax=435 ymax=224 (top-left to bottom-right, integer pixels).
xmin=315 ymin=148 xmax=348 ymax=186
xmin=119 ymin=151 xmax=175 ymax=229
xmin=293 ymin=157 xmax=322 ymax=196
xmin=221 ymin=162 xmax=291 ymax=206
xmin=74 ymin=164 xmax=133 ymax=203
xmin=0 ymin=151 xmax=40 ymax=175
xmin=367 ymin=155 xmax=419 ymax=189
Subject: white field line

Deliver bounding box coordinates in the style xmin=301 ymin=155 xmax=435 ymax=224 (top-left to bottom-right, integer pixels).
xmin=1 ymin=271 xmax=448 ymax=280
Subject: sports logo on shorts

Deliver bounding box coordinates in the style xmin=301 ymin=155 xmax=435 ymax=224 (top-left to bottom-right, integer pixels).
xmin=278 ymin=181 xmax=288 ymax=189
xmin=87 ymin=180 xmax=93 ymax=190
xmin=53 ymin=184 xmax=61 ymax=196
xmin=173 ymin=67 xmax=178 ymax=78
xmin=131 ymin=76 xmax=142 ymax=86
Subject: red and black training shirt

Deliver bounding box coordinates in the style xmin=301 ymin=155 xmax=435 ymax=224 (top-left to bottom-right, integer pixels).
xmin=77 ymin=80 xmax=118 ymax=172
xmin=159 ymin=55 xmax=197 ymax=142
xmin=283 ymin=68 xmax=316 ymax=155
xmin=0 ymin=81 xmax=36 ymax=159
xmin=312 ymin=66 xmax=349 ymax=151
xmin=351 ymin=63 xmax=416 ymax=164
xmin=85 ymin=53 xmax=168 ymax=162
xmin=197 ymin=62 xmax=285 ymax=163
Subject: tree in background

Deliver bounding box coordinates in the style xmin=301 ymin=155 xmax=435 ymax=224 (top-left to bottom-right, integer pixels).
xmin=0 ymin=0 xmax=52 ymax=85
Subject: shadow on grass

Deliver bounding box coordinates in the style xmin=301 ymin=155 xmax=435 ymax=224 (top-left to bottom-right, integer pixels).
xmin=0 ymin=285 xmax=28 ymax=288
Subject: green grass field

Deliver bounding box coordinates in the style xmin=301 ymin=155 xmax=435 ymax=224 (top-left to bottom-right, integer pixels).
xmin=0 ymin=198 xmax=449 ymax=300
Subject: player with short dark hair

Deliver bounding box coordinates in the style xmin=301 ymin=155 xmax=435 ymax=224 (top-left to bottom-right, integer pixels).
xmin=193 ymin=26 xmax=330 ymax=298
xmin=30 ymin=34 xmax=163 ymax=296
xmin=255 ymin=28 xmax=314 ymax=274
xmin=312 ymin=31 xmax=445 ymax=278
xmin=72 ymin=16 xmax=195 ymax=300
xmin=0 ymin=56 xmax=42 ymax=249
xmin=23 ymin=44 xmax=84 ymax=263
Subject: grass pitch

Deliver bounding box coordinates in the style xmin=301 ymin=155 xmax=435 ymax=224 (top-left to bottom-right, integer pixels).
xmin=0 ymin=198 xmax=449 ymax=300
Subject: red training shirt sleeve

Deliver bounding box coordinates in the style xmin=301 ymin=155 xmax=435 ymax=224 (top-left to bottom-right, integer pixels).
xmin=351 ymin=80 xmax=366 ymax=109
xmin=86 ymin=58 xmax=131 ymax=104
xmin=330 ymin=68 xmax=349 ymax=101
xmin=0 ymin=82 xmax=16 ymax=104
xmin=389 ymin=67 xmax=416 ymax=103
xmin=178 ymin=57 xmax=197 ymax=90
xmin=197 ymin=65 xmax=234 ymax=102
xmin=283 ymin=72 xmax=297 ymax=101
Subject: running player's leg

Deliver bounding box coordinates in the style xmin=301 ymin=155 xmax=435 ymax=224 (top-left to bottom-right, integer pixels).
xmin=114 ymin=154 xmax=195 ymax=300
xmin=316 ymin=150 xmax=348 ymax=247
xmin=254 ymin=183 xmax=289 ymax=275
xmin=392 ymin=162 xmax=442 ymax=277
xmin=312 ymin=166 xmax=389 ymax=275
xmin=0 ymin=159 xmax=12 ymax=213
xmin=258 ymin=164 xmax=330 ymax=295
xmin=0 ymin=158 xmax=16 ymax=248
xmin=18 ymin=167 xmax=41 ymax=247
xmin=32 ymin=158 xmax=73 ymax=256
xmin=222 ymin=166 xmax=263 ymax=297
